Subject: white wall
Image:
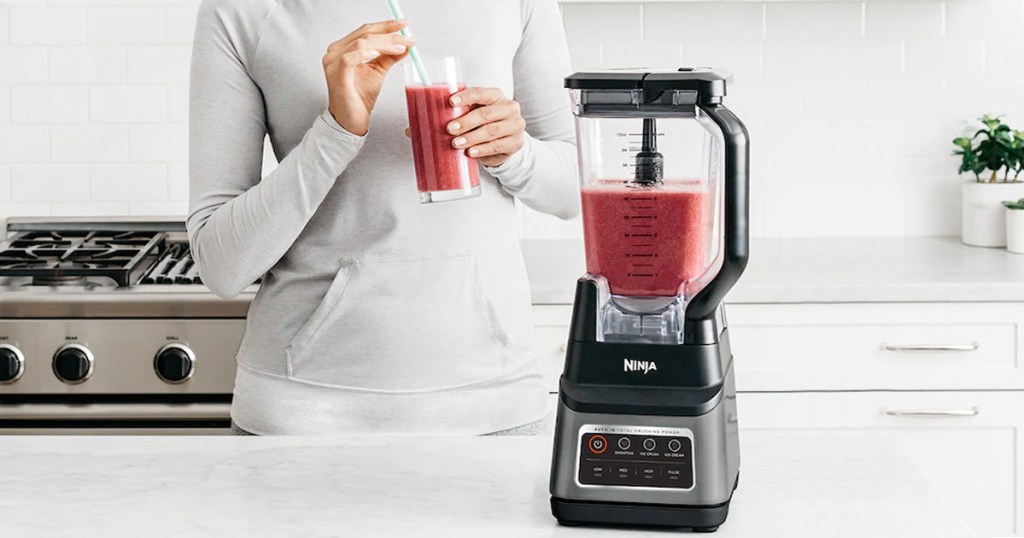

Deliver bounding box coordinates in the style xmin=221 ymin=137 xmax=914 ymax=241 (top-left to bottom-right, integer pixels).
xmin=0 ymin=0 xmax=1022 ymax=239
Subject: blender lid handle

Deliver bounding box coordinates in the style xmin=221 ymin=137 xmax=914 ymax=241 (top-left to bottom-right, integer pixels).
xmin=685 ymin=104 xmax=750 ymax=327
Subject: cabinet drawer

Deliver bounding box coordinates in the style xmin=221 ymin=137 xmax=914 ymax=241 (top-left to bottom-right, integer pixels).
xmin=727 ymin=303 xmax=1023 ymax=391
xmin=738 ymin=391 xmax=1023 ymax=537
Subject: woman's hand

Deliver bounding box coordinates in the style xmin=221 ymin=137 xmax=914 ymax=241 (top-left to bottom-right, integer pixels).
xmin=323 ymin=20 xmax=413 ymax=136
xmin=447 ymin=88 xmax=527 ymax=167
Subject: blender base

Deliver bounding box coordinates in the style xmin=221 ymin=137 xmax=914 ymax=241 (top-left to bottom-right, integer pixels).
xmin=550 ymin=493 xmax=733 ymax=532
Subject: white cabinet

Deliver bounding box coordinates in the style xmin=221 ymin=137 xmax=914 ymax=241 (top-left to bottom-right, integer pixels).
xmin=739 ymin=391 xmax=1023 ymax=538
xmin=533 ymin=300 xmax=1024 ymax=536
xmin=727 ymin=302 xmax=1024 ymax=391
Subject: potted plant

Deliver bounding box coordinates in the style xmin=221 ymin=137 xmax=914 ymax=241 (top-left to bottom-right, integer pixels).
xmin=1004 ymin=198 xmax=1024 ymax=254
xmin=954 ymin=115 xmax=1024 ymax=247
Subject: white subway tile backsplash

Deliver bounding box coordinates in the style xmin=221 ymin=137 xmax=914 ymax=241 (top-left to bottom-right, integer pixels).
xmin=11 ymin=87 xmax=89 ymax=124
xmin=765 ymin=2 xmax=864 ymax=42
xmin=945 ymin=79 xmax=992 ymax=120
xmin=0 ymin=0 xmax=1020 ymax=239
xmin=127 ymin=201 xmax=187 ymax=216
xmin=561 ymin=4 xmax=641 ymax=44
xmin=865 ymin=79 xmax=947 ymax=119
xmin=682 ymin=41 xmax=763 ymax=81
xmin=0 ymin=7 xmax=9 ymax=46
xmin=905 ymin=39 xmax=986 ymax=78
xmin=11 ymin=165 xmax=89 ymax=202
xmin=168 ymin=163 xmax=187 ymax=201
xmin=985 ymin=79 xmax=1024 ymax=117
xmin=803 ymin=80 xmax=866 ymax=119
xmin=602 ymin=41 xmax=682 ymax=69
xmin=0 ymin=127 xmax=49 ymax=163
xmin=0 ymin=203 xmax=51 ymax=222
xmin=722 ymin=3 xmax=766 ymax=42
xmin=51 ymin=125 xmax=128 ymax=163
xmin=9 ymin=7 xmax=88 ymax=46
xmin=947 ymin=0 xmax=1024 ymax=38
xmin=764 ymin=40 xmax=902 ymax=80
xmin=567 ymin=42 xmax=601 ymax=71
xmin=90 ymin=164 xmax=167 ymax=201
xmin=126 ymin=47 xmax=191 ymax=85
xmin=165 ymin=5 xmax=199 ymax=45
xmin=0 ymin=166 xmax=10 ymax=203
xmin=0 ymin=48 xmax=49 ymax=85
xmin=49 ymin=47 xmax=126 ymax=84
xmin=129 ymin=125 xmax=187 ymax=162
xmin=167 ymin=85 xmax=188 ymax=123
xmin=90 ymin=86 xmax=167 ymax=123
xmin=864 ymin=2 xmax=944 ymax=39
xmin=50 ymin=202 xmax=129 ymax=217
xmin=88 ymin=7 xmax=166 ymax=45
xmin=645 ymin=3 xmax=764 ymax=43
xmin=0 ymin=88 xmax=9 ymax=124
xmin=905 ymin=196 xmax=960 ymax=236
xmin=986 ymin=39 xmax=1024 ymax=77
xmin=645 ymin=3 xmax=726 ymax=42
xmin=905 ymin=118 xmax=964 ymax=160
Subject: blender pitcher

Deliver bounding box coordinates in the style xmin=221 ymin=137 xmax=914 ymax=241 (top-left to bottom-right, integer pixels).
xmin=572 ymin=69 xmax=742 ymax=344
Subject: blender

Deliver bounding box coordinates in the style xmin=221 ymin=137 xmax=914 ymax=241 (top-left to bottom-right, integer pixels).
xmin=549 ymin=68 xmax=749 ymax=532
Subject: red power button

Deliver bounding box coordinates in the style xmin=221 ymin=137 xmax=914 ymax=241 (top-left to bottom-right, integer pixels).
xmin=589 ymin=435 xmax=608 ymax=454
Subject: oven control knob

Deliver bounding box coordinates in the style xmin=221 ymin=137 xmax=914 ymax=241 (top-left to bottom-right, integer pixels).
xmin=0 ymin=344 xmax=25 ymax=384
xmin=53 ymin=344 xmax=94 ymax=384
xmin=155 ymin=343 xmax=195 ymax=384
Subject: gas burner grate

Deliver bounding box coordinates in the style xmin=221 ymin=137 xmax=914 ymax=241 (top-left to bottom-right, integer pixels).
xmin=141 ymin=243 xmax=202 ymax=285
xmin=0 ymin=230 xmax=167 ymax=287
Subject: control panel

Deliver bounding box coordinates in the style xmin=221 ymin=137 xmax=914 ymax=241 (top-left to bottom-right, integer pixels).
xmin=577 ymin=425 xmax=694 ymax=490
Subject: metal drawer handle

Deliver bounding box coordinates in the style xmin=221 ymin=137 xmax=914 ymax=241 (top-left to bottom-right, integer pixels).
xmin=882 ymin=407 xmax=979 ymax=418
xmin=881 ymin=342 xmax=979 ymax=352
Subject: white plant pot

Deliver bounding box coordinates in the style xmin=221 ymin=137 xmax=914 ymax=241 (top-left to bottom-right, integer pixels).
xmin=1007 ymin=208 xmax=1024 ymax=254
xmin=962 ymin=181 xmax=1024 ymax=247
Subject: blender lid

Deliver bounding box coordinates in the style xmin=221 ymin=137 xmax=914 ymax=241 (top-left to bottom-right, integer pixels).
xmin=565 ymin=68 xmax=733 ymax=112
xmin=566 ymin=67 xmax=731 ymax=105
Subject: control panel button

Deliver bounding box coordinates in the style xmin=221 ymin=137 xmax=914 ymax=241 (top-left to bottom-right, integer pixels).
xmin=643 ymin=438 xmax=657 ymax=451
xmin=617 ymin=437 xmax=631 ymax=450
xmin=0 ymin=344 xmax=25 ymax=384
xmin=668 ymin=439 xmax=682 ymax=452
xmin=53 ymin=344 xmax=93 ymax=384
xmin=589 ymin=435 xmax=608 ymax=454
xmin=154 ymin=343 xmax=196 ymax=384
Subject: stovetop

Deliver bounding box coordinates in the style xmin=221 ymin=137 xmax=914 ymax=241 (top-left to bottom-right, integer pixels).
xmin=0 ymin=218 xmax=254 ymax=318
xmin=0 ymin=230 xmax=166 ymax=287
xmin=0 ymin=218 xmax=221 ymax=290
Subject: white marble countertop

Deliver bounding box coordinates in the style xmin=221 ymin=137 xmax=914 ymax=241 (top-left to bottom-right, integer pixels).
xmin=523 ymin=237 xmax=1024 ymax=304
xmin=0 ymin=433 xmax=972 ymax=537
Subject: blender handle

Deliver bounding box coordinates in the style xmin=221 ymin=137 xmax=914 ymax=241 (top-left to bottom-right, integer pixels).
xmin=686 ymin=104 xmax=750 ymax=333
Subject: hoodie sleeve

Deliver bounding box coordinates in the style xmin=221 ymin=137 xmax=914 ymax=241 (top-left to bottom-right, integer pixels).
xmin=186 ymin=0 xmax=365 ymax=298
xmin=485 ymin=0 xmax=580 ymax=220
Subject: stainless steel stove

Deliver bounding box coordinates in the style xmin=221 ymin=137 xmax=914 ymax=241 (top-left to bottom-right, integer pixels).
xmin=0 ymin=218 xmax=255 ymax=435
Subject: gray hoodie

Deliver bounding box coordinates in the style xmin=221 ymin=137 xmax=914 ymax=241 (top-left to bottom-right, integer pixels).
xmin=187 ymin=0 xmax=579 ymax=434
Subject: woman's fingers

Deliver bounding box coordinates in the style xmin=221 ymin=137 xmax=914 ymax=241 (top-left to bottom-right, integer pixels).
xmin=328 ymin=19 xmax=407 ymax=52
xmin=325 ymin=34 xmax=412 ymax=68
xmin=450 ymin=87 xmax=504 ymax=107
xmin=452 ymin=117 xmax=524 ymax=150
xmin=465 ymin=135 xmax=525 ymax=160
xmin=447 ymin=101 xmax=520 ymax=136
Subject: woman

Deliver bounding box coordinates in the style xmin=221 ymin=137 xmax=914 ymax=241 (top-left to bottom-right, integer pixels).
xmin=187 ymin=0 xmax=579 ymax=435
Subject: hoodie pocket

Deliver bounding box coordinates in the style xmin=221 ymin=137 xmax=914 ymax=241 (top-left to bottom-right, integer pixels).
xmin=285 ymin=254 xmax=512 ymax=391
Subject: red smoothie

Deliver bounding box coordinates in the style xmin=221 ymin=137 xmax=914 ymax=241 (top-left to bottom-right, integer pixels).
xmin=581 ymin=180 xmax=709 ymax=297
xmin=405 ymin=84 xmax=481 ymax=195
